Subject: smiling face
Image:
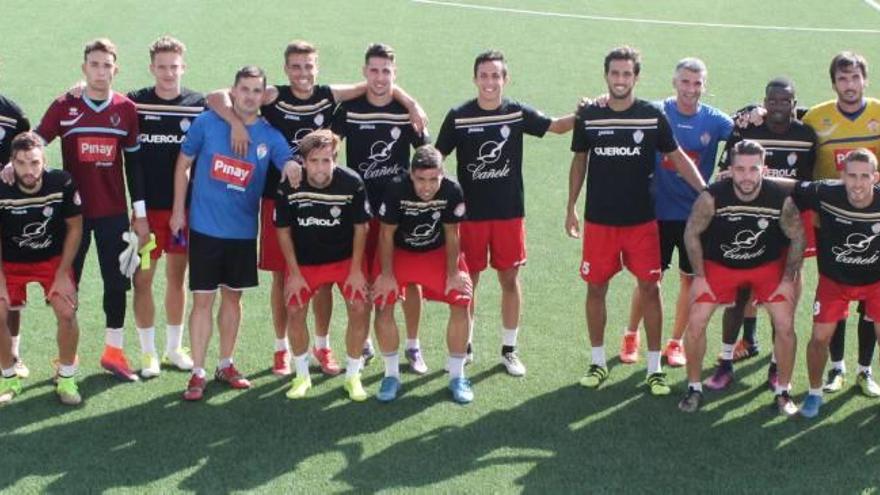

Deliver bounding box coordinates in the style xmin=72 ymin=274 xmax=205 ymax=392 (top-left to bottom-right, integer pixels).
xmin=285 ymin=52 xmax=318 ymax=96
xmin=474 ymin=60 xmax=507 ymax=106
xmin=363 ymin=56 xmax=396 ymax=99
xmin=843 ymin=159 xmax=878 ymax=207
xmin=673 ymin=68 xmax=704 ymax=110
xmin=605 ymin=59 xmax=638 ymax=100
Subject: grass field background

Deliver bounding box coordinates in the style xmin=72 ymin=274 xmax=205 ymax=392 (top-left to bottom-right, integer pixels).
xmin=3 ymin=1 xmax=880 ymax=492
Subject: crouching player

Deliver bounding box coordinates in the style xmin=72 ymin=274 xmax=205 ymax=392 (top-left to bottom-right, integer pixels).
xmin=795 ymin=149 xmax=880 ymax=418
xmin=275 ymin=130 xmax=371 ymax=401
xmin=679 ymin=140 xmax=804 ymax=415
xmin=0 ymin=132 xmax=83 ymax=405
xmin=372 ymin=145 xmax=473 ymax=403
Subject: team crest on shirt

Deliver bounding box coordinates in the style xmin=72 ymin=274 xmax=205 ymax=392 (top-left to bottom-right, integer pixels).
xmin=432 ymin=211 xmax=441 ymax=220
xmin=257 ymin=143 xmax=268 ymax=159
xmin=500 ymin=125 xmax=511 ymax=139
xmin=454 ymin=202 xmax=466 ymax=218
xmin=0 ymin=128 xmax=5 ymax=141
xmin=330 ymin=206 xmax=341 ymax=218
xmin=180 ymin=118 xmax=191 ymax=132
xmin=757 ymin=218 xmax=769 ymax=230
xmin=700 ymin=132 xmax=711 ymax=146
xmin=787 ymin=152 xmax=798 ymax=167
xmin=73 ymin=192 xmax=81 ymax=205
xmin=314 ymin=114 xmax=324 ymax=127
xmin=390 ymin=126 xmax=401 ymax=140
xmin=110 ymin=114 xmax=121 ymax=127
xmin=42 ymin=206 xmax=53 ymax=217
xmin=873 ymin=223 xmax=880 ymax=234
xmin=68 ymin=107 xmax=79 ymax=116
xmin=633 ymin=129 xmax=644 ymax=144
xmin=379 ymin=203 xmax=386 ymax=216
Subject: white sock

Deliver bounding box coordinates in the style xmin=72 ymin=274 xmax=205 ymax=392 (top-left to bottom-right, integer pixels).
xmin=406 ymin=338 xmax=420 ymax=350
xmin=218 ymin=357 xmax=233 ymax=369
xmin=138 ymin=327 xmax=156 ymax=355
xmin=502 ymin=327 xmax=518 ymax=347
xmin=58 ymin=363 xmax=77 ymax=378
xmin=364 ymin=338 xmax=375 ymax=352
xmin=689 ymin=381 xmax=703 ymax=392
xmin=771 ymin=352 xmax=777 ymax=365
xmin=274 ymin=338 xmax=289 ymax=352
xmin=721 ymin=343 xmax=735 ymax=361
xmin=624 ymin=327 xmax=638 ymax=336
xmin=345 ymin=355 xmax=362 ymax=379
xmin=809 ymin=387 xmax=823 ymax=397
xmin=468 ymin=317 xmax=475 ymax=345
xmin=105 ymin=327 xmax=124 ymax=349
xmin=192 ymin=367 xmax=206 ymax=379
xmin=10 ymin=335 xmax=20 ymax=358
xmin=831 ymin=360 xmax=846 ymax=373
xmin=775 ymin=383 xmax=791 ymax=395
xmin=166 ymin=324 xmax=183 ymax=352
xmin=1 ymin=367 xmax=15 ymax=378
xmin=591 ymin=346 xmax=606 ymax=367
xmin=383 ymin=352 xmax=400 ymax=378
xmin=647 ymin=351 xmax=662 ymax=375
xmin=447 ymin=354 xmax=466 ymax=379
xmin=858 ymin=365 xmax=872 ymax=375
xmin=293 ymin=352 xmax=310 ymax=377
xmin=316 ymin=335 xmax=330 ymax=350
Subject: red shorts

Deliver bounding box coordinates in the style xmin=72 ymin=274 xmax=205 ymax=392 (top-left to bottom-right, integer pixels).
xmin=365 ymin=218 xmax=380 ymax=277
xmin=813 ymin=275 xmax=880 ymax=323
xmin=695 ymin=260 xmax=785 ymax=305
xmin=580 ymin=221 xmax=661 ymax=284
xmin=802 ymin=210 xmax=817 ymax=258
xmin=371 ymin=247 xmax=471 ymax=307
xmin=146 ymin=209 xmax=187 ymax=260
xmin=3 ymin=257 xmax=75 ymax=309
xmin=460 ymin=218 xmax=526 ymax=273
xmin=259 ymin=198 xmax=285 ymax=272
xmin=285 ymin=258 xmax=366 ymax=306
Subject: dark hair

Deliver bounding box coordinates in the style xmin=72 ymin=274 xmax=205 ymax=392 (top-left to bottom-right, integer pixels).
xmin=298 ymin=129 xmax=339 ymax=158
xmin=604 ymin=46 xmax=641 ymax=75
xmin=843 ymin=148 xmax=878 ymax=171
xmin=149 ymin=36 xmax=186 ymax=61
xmin=473 ymin=50 xmax=507 ymax=78
xmin=284 ymin=40 xmax=317 ymax=62
xmin=829 ymin=51 xmax=868 ymax=82
xmin=765 ymin=76 xmax=795 ymax=96
xmin=84 ymin=38 xmax=118 ymax=62
xmin=364 ymin=43 xmax=395 ymax=64
xmin=731 ymin=139 xmax=766 ymax=163
xmin=410 ymin=145 xmax=443 ymax=170
xmin=233 ymin=65 xmax=267 ymax=88
xmin=10 ymin=131 xmax=45 ymax=160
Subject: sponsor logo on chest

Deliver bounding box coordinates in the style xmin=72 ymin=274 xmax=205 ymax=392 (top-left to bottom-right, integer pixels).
xmin=211 ymin=154 xmax=254 ymax=190
xmin=77 ymin=136 xmax=118 ymax=165
xmin=593 ymin=146 xmax=641 ymax=157
xmin=834 ymin=146 xmax=878 ymax=170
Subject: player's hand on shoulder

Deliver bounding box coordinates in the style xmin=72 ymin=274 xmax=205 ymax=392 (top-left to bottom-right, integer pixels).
xmin=230 ymin=121 xmax=250 ymax=157
xmin=733 ymin=105 xmax=766 ymax=129
xmin=0 ymin=163 xmax=13 ymax=185
xmin=262 ymin=86 xmax=279 ymax=106
xmin=281 ymin=160 xmax=303 ymax=188
xmin=408 ymin=103 xmax=428 ymax=136
xmin=66 ymin=81 xmax=86 ymax=99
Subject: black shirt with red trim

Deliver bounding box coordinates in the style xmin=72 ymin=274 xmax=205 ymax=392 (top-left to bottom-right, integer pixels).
xmin=435 ymin=98 xmax=551 ymax=221
xmin=379 ymin=174 xmax=466 ymax=252
xmin=572 ymin=99 xmax=678 ymax=226
xmin=0 ymin=169 xmax=81 ymax=263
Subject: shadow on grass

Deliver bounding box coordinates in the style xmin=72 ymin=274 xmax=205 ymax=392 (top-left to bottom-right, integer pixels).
xmin=1 ymin=360 xmax=879 ymax=493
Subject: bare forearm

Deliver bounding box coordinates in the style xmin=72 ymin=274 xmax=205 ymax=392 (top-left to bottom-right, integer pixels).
xmin=205 ymin=90 xmax=241 ymax=125
xmin=172 ymin=155 xmax=192 ymax=213
xmin=672 ymin=150 xmax=706 ymax=191
xmin=444 ymin=226 xmax=461 ymax=277
xmin=276 ymin=227 xmax=300 ymax=274
xmin=351 ymin=224 xmax=367 ymax=268
xmin=780 ymin=199 xmax=805 ymax=281
xmin=59 ymin=216 xmax=82 ymax=272
xmin=567 ymin=153 xmax=587 ymax=211
xmin=548 ymin=114 xmax=575 ymax=134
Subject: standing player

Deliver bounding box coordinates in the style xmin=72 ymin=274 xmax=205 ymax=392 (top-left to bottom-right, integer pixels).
xmin=621 ymin=58 xmax=733 ymax=368
xmin=802 ymin=52 xmax=880 ymax=396
xmin=275 ymin=130 xmax=370 ymax=401
xmin=372 ymin=145 xmax=472 ymax=403
xmin=170 ymin=66 xmax=301 ymax=401
xmin=34 ymin=39 xmax=149 ymax=382
xmin=0 ymin=133 xmax=82 ymax=405
xmin=566 ymin=46 xmax=705 ymax=394
xmin=678 ymin=140 xmax=804 ymax=415
xmin=206 ymin=40 xmax=426 ymax=377
xmin=128 ymin=36 xmax=204 ymax=378
xmin=0 ymin=88 xmax=31 ymax=378
xmin=794 ymin=149 xmax=880 ymax=417
xmin=332 ymin=43 xmax=429 ymax=371
xmin=435 ymin=50 xmax=573 ymax=376
xmin=704 ymin=77 xmax=816 ymax=391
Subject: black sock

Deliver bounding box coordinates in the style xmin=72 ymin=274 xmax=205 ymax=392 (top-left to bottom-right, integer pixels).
xmin=743 ymin=317 xmax=757 ymax=345
xmin=719 ymin=359 xmax=733 ymax=371
xmin=829 ymin=319 xmax=847 ymax=363
xmin=502 ymin=345 xmax=515 ymax=356
xmin=768 ymin=361 xmax=777 ymax=373
xmin=857 ymin=313 xmax=877 ymax=368
xmin=467 ymin=342 xmax=473 ymax=354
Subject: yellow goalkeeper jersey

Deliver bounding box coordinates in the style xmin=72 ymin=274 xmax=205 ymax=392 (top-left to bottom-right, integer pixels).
xmin=802 ymin=98 xmax=880 ymax=180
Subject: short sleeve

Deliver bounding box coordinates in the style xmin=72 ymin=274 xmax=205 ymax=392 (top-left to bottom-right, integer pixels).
xmin=521 ymin=103 xmax=552 ymax=138
xmin=351 ymin=176 xmax=371 ymax=224
xmin=331 ymin=105 xmax=347 ymax=138
xmin=123 ymin=100 xmax=140 ymax=151
xmin=180 ymin=113 xmax=207 ymax=158
xmin=434 ymin=110 xmax=457 ymax=156
xmin=61 ymin=173 xmax=82 ymax=218
xmin=273 ymin=182 xmax=294 ymax=228
xmin=441 ymin=180 xmax=466 ymax=224
xmin=791 ymin=180 xmax=820 ymax=212
xmin=34 ymin=99 xmax=63 ymax=144
xmin=656 ymin=112 xmax=678 ymax=154
xmin=570 ymin=109 xmax=589 ymax=153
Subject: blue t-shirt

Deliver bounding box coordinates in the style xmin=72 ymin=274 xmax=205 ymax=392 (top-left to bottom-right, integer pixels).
xmin=181 ymin=111 xmax=291 ymax=239
xmin=653 ymin=98 xmax=733 ymax=221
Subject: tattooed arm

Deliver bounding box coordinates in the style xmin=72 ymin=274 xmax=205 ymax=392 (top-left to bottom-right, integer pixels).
xmin=683 ymin=192 xmax=715 ymax=278
xmin=778 ymin=197 xmax=805 ymax=282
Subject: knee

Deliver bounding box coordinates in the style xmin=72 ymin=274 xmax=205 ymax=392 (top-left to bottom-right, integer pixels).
xmin=498 ymin=270 xmax=520 ymax=292
xmin=637 ymin=280 xmax=660 ymax=298
xmin=587 ymin=283 xmax=608 ymax=300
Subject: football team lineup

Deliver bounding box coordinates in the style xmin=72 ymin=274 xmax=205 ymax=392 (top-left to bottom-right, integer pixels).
xmin=2 ymin=1 xmax=880 ymax=490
